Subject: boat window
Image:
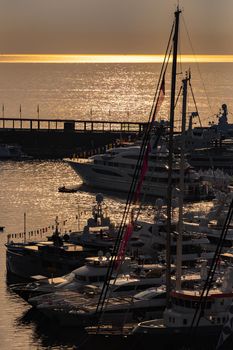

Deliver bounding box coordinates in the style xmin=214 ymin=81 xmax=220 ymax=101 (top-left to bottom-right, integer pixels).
xmin=75 ymin=275 xmax=86 ymax=282
xmin=92 ymin=169 xmax=122 ymax=177
xmin=99 ymin=276 xmax=106 ymax=282
xmin=89 ymin=276 xmax=99 ymax=282
xmin=183 ymin=319 xmax=187 ymax=325
xmin=122 ymin=155 xmax=140 ymax=160
xmin=134 ymin=289 xmax=164 ymax=300
xmin=113 ymin=285 xmax=138 ymax=292
xmin=133 ymin=225 xmax=142 ymax=231
xmin=184 ymin=300 xmax=191 ymax=308
xmin=152 ymin=292 xmax=166 ymax=299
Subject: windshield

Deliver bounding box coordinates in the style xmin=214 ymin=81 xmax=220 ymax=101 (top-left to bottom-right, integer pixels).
xmin=134 ymin=288 xmax=165 ymax=300
xmin=59 ymin=272 xmax=75 ymax=284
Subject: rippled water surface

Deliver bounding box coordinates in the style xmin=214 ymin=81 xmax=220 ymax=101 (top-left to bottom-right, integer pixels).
xmin=0 ymin=62 xmax=233 ymax=125
xmin=0 ymin=61 xmax=230 ymax=349
xmin=0 ymin=159 xmax=214 ymax=350
xmin=0 ymin=160 xmax=128 ymax=349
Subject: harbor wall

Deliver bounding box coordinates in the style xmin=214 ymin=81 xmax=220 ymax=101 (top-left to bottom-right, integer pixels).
xmin=0 ymin=129 xmax=137 ymax=158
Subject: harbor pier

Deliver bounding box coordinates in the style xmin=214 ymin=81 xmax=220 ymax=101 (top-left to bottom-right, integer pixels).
xmin=0 ymin=117 xmax=147 ymax=158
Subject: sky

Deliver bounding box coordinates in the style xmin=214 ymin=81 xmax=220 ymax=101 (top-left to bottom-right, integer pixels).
xmin=0 ymin=0 xmax=233 ymax=55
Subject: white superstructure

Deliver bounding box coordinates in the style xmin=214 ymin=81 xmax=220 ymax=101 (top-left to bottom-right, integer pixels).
xmin=66 ymin=141 xmax=210 ymax=200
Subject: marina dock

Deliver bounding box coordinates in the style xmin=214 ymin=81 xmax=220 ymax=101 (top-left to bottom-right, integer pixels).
xmin=0 ymin=117 xmax=147 ymax=158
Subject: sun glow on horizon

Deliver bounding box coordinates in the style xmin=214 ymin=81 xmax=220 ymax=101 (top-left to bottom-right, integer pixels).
xmin=1 ymin=54 xmax=233 ymax=63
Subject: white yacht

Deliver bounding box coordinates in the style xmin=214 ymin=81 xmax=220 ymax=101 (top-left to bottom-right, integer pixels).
xmin=132 ymin=267 xmax=233 ymax=349
xmin=11 ymin=254 xmax=132 ymax=302
xmin=66 ymin=139 xmax=211 ymax=201
xmin=36 ymin=286 xmax=167 ymax=327
xmin=130 ymin=219 xmax=213 ymax=265
xmin=184 ymin=191 xmax=233 ymax=249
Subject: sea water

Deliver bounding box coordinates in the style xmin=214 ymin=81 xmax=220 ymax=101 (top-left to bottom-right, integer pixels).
xmin=0 ymin=62 xmax=232 ymax=349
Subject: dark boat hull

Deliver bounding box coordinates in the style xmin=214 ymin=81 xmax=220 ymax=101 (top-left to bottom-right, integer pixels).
xmin=81 ymin=324 xmax=233 ymax=350
xmin=6 ymin=245 xmax=95 ymax=280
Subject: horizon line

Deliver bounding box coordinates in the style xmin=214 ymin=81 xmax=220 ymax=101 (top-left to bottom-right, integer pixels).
xmin=1 ymin=54 xmax=233 ymax=63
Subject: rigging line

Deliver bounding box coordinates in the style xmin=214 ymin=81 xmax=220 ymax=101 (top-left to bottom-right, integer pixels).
xmin=177 ymin=25 xmax=183 ymax=76
xmin=134 ymin=127 xmax=165 ymax=224
xmin=188 ymin=77 xmax=215 ymax=174
xmin=95 ymin=104 xmax=163 ymax=321
xmin=95 ymin=20 xmax=176 ymax=319
xmin=190 ymin=199 xmax=233 ymax=330
xmin=134 ymin=52 xmax=172 ymax=219
xmin=181 ymin=13 xmax=214 ymax=117
xmin=188 ymin=79 xmax=202 ymax=127
xmin=95 ymin=109 xmax=162 ymax=323
xmin=134 ymin=43 xmax=173 ymax=215
xmin=198 ymin=200 xmax=233 ymax=310
xmin=174 ymin=84 xmax=183 ymax=132
xmin=96 ymin=12 xmax=177 ymax=324
xmin=94 ymin=150 xmax=147 ymax=316
xmin=174 ymin=85 xmax=182 ymax=109
xmin=95 ymin=124 xmax=156 ymax=309
xmin=194 ymin=200 xmax=233 ymax=328
xmin=149 ymin=21 xmax=175 ymax=122
xmin=132 ymin=19 xmax=173 ymax=183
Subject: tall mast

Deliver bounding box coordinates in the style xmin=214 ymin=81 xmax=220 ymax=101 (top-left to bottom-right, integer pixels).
xmin=166 ymin=7 xmax=181 ymax=304
xmin=176 ymin=72 xmax=190 ymax=290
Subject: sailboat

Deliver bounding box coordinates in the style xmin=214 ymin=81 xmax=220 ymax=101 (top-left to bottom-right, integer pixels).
xmin=79 ymin=7 xmax=233 ymax=350
xmin=131 ymin=200 xmax=233 ymax=350
xmin=130 ymin=8 xmax=233 ymax=349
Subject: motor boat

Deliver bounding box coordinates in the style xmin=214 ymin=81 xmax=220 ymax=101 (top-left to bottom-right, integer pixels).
xmin=36 ymin=286 xmax=167 ymax=327
xmin=66 ymin=136 xmax=212 ymax=201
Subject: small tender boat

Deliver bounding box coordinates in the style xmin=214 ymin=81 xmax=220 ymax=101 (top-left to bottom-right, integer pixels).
xmin=0 ymin=143 xmax=30 ymax=160
xmin=58 ymin=185 xmax=78 ymax=193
